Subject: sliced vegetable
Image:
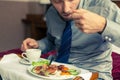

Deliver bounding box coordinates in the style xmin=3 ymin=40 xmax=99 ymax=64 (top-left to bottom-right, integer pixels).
xmin=62 ymin=66 xmax=69 ymax=71
xmin=68 ymin=69 xmax=76 ymax=72
xmin=32 ymin=60 xmax=49 ymax=66
xmin=68 ymin=69 xmax=79 ymax=75
xmin=69 ymin=71 xmax=79 ymax=75
xmin=60 ymin=71 xmax=71 ymax=75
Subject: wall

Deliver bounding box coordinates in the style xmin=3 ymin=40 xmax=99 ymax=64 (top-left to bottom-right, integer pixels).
xmin=0 ymin=1 xmax=43 ymax=52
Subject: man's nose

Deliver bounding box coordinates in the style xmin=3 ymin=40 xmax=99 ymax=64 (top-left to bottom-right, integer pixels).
xmin=63 ymin=1 xmax=71 ymax=13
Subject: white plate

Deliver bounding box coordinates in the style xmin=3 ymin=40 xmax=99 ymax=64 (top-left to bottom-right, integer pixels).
xmin=19 ymin=58 xmax=31 ymax=65
xmin=27 ymin=62 xmax=86 ymax=80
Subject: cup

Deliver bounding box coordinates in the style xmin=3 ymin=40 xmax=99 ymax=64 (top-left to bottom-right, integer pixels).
xmin=21 ymin=49 xmax=41 ymax=63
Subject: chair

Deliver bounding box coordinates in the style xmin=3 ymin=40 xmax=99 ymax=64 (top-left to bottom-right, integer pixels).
xmin=112 ymin=52 xmax=120 ymax=80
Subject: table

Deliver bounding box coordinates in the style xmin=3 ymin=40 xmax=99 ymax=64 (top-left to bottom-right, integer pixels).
xmin=0 ymin=53 xmax=98 ymax=80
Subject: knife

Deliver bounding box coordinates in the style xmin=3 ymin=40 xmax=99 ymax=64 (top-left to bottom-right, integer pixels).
xmin=48 ymin=55 xmax=54 ymax=65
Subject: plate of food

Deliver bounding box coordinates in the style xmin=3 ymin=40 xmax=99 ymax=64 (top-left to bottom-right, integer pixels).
xmin=27 ymin=60 xmax=81 ymax=80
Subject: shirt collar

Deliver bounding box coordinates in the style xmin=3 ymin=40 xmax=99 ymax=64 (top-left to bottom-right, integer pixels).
xmin=78 ymin=0 xmax=84 ymax=8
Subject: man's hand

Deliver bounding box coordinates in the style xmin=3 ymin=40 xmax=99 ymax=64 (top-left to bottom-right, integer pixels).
xmin=21 ymin=38 xmax=39 ymax=51
xmin=71 ymin=9 xmax=106 ymax=34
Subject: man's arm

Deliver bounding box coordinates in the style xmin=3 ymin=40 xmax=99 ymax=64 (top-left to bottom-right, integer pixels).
xmin=101 ymin=2 xmax=120 ymax=47
xmin=38 ymin=33 xmax=55 ymax=54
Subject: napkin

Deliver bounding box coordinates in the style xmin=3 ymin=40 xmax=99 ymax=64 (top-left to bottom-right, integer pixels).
xmin=0 ymin=53 xmax=21 ymax=63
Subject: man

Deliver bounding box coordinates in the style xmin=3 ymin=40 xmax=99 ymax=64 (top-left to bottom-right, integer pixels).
xmin=21 ymin=0 xmax=120 ymax=79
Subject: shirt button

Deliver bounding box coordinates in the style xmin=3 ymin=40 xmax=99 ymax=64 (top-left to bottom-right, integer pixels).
xmin=108 ymin=38 xmax=112 ymax=41
xmin=105 ymin=36 xmax=109 ymax=40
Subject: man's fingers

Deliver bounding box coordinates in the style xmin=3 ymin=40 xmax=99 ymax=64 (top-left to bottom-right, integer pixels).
xmin=21 ymin=41 xmax=29 ymax=51
xmin=21 ymin=38 xmax=39 ymax=51
xmin=21 ymin=44 xmax=28 ymax=51
xmin=29 ymin=42 xmax=38 ymax=48
xmin=21 ymin=38 xmax=32 ymax=51
xmin=71 ymin=9 xmax=83 ymax=19
xmin=71 ymin=13 xmax=80 ymax=19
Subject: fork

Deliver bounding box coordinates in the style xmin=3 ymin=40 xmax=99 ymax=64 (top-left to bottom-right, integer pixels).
xmin=48 ymin=55 xmax=55 ymax=65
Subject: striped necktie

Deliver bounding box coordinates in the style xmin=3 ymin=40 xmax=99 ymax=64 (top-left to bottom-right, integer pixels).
xmin=56 ymin=21 xmax=72 ymax=63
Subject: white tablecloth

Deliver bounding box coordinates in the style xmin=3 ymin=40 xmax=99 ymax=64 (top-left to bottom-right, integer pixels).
xmin=0 ymin=53 xmax=92 ymax=80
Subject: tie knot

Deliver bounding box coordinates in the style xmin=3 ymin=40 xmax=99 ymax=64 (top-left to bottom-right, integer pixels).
xmin=65 ymin=21 xmax=71 ymax=30
xmin=66 ymin=21 xmax=71 ymax=25
xmin=66 ymin=21 xmax=71 ymax=24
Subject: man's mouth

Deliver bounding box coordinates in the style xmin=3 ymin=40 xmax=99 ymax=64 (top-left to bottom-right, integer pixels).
xmin=62 ymin=13 xmax=72 ymax=19
xmin=62 ymin=13 xmax=70 ymax=16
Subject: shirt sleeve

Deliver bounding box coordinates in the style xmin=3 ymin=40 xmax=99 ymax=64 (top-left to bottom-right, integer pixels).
xmin=37 ymin=33 xmax=55 ymax=54
xmin=101 ymin=2 xmax=120 ymax=47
